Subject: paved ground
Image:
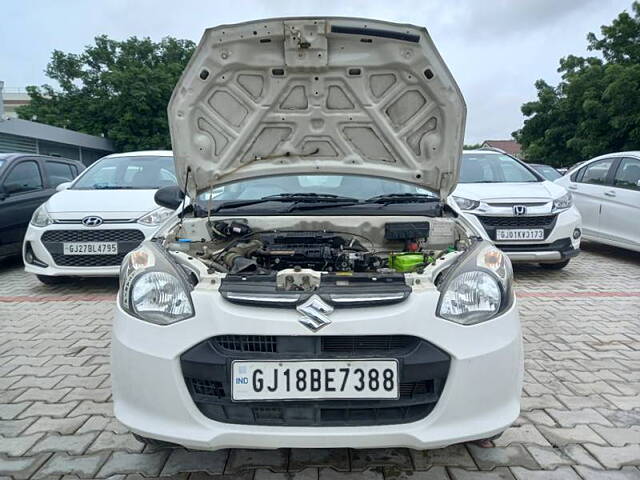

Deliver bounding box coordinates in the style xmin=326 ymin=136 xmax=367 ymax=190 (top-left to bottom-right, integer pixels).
xmin=1 ymin=241 xmax=639 ymax=479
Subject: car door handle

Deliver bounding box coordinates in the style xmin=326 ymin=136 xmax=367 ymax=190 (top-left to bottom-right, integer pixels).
xmin=567 ymin=185 xmax=578 ymax=190
xmin=604 ymin=190 xmax=616 ymax=197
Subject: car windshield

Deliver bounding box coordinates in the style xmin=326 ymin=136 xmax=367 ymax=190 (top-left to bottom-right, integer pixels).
xmin=196 ymin=174 xmax=433 ymax=209
xmin=72 ymin=155 xmax=176 ymax=190
xmin=459 ymin=153 xmax=539 ymax=183
xmin=532 ymin=165 xmax=562 ymax=181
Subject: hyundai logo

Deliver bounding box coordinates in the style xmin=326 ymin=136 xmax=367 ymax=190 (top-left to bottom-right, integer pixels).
xmin=513 ymin=205 xmax=527 ymax=216
xmin=297 ymin=295 xmax=333 ymax=331
xmin=82 ymin=216 xmax=103 ymax=227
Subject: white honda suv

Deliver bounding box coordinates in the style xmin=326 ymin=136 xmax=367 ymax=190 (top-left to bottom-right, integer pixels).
xmin=111 ymin=17 xmax=523 ymax=451
xmin=451 ymin=150 xmax=582 ymax=270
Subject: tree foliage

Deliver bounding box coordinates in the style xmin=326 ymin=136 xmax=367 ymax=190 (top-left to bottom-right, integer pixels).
xmin=514 ymin=2 xmax=640 ymax=167
xmin=17 ymin=35 xmax=195 ymax=152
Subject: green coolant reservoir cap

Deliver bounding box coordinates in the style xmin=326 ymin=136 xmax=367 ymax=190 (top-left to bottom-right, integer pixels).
xmin=388 ymin=253 xmax=425 ymax=272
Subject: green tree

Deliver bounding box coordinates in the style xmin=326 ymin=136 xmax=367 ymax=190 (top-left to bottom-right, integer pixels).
xmin=514 ymin=2 xmax=640 ymax=167
xmin=17 ymin=35 xmax=195 ymax=152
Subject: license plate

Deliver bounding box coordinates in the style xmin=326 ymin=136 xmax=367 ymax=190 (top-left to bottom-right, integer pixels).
xmin=231 ymin=359 xmax=399 ymax=401
xmin=496 ymin=229 xmax=544 ymax=241
xmin=62 ymin=242 xmax=118 ymax=255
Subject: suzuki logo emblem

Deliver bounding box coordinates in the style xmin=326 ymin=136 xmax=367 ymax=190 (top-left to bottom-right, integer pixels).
xmin=297 ymin=294 xmax=333 ymax=331
xmin=513 ymin=205 xmax=527 ymax=216
xmin=82 ymin=216 xmax=103 ymax=227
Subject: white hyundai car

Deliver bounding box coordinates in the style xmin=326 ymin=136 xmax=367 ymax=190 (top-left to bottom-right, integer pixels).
xmin=451 ymin=150 xmax=582 ymax=269
xmin=23 ymin=151 xmax=177 ymax=284
xmin=112 ymin=17 xmax=523 ymax=451
xmin=556 ymin=151 xmax=640 ymax=253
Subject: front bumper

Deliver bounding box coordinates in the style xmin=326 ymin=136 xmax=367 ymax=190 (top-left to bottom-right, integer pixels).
xmin=462 ymin=207 xmax=582 ymax=263
xmin=112 ymin=287 xmax=523 ymax=450
xmin=23 ymin=223 xmax=158 ymax=277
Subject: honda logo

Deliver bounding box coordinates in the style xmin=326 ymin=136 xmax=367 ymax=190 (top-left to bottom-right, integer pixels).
xmin=297 ymin=295 xmax=333 ymax=331
xmin=82 ymin=216 xmax=103 ymax=227
xmin=513 ymin=205 xmax=527 ymax=216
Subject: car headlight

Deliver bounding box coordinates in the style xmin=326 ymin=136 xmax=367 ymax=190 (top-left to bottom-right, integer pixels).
xmin=119 ymin=242 xmax=194 ymax=325
xmin=452 ymin=196 xmax=480 ymax=210
xmin=137 ymin=207 xmax=174 ymax=226
xmin=553 ymin=192 xmax=572 ymax=210
xmin=437 ymin=242 xmax=513 ymax=325
xmin=30 ymin=204 xmax=53 ymax=227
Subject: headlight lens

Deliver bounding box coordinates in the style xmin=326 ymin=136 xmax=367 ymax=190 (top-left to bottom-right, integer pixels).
xmin=553 ymin=192 xmax=572 ymax=210
xmin=439 ymin=271 xmax=502 ymax=325
xmin=453 ymin=196 xmax=480 ymax=210
xmin=138 ymin=207 xmax=174 ymax=226
xmin=119 ymin=243 xmax=194 ymax=325
xmin=437 ymin=243 xmax=513 ymax=325
xmin=30 ymin=204 xmax=53 ymax=227
xmin=131 ymin=271 xmax=193 ymax=324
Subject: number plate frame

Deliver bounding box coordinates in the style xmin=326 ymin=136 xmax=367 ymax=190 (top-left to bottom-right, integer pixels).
xmin=231 ymin=359 xmax=400 ymax=402
xmin=496 ymin=229 xmax=544 ymax=241
xmin=62 ymin=242 xmax=119 ymax=255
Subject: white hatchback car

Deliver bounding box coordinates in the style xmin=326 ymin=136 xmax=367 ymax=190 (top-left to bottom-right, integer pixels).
xmin=556 ymin=152 xmax=640 ymax=252
xmin=451 ymin=150 xmax=582 ymax=269
xmin=111 ymin=17 xmax=523 ymax=451
xmin=23 ymin=151 xmax=177 ymax=284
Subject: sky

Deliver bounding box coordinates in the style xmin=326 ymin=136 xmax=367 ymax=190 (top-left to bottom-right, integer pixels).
xmin=1 ymin=0 xmax=633 ymax=143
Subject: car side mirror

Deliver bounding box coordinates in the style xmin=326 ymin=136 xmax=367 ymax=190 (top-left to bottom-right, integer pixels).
xmin=155 ymin=185 xmax=185 ymax=210
xmin=56 ymin=182 xmax=71 ymax=192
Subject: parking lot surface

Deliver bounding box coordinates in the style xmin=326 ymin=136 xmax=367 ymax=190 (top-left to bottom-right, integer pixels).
xmin=1 ymin=241 xmax=639 ymax=479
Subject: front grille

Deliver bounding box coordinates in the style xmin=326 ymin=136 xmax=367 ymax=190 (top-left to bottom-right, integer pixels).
xmin=41 ymin=229 xmax=144 ymax=242
xmin=476 ymin=214 xmax=558 ymax=241
xmin=181 ymin=335 xmax=450 ymax=427
xmin=41 ymin=229 xmax=145 ymax=267
xmin=212 ymin=335 xmax=417 ymax=354
xmin=477 ymin=215 xmax=556 ymax=228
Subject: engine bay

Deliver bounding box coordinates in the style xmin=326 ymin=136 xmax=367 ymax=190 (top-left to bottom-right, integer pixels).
xmin=164 ymin=215 xmax=469 ymax=279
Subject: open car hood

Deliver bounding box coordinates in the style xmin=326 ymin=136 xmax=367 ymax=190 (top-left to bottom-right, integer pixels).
xmin=168 ymin=17 xmax=466 ymax=198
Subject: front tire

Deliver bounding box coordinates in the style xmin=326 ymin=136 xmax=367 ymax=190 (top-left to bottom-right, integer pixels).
xmin=36 ymin=275 xmax=70 ymax=285
xmin=539 ymin=260 xmax=570 ymax=270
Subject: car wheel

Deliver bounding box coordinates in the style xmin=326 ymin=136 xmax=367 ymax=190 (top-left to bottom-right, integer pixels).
xmin=540 ymin=260 xmax=570 ymax=270
xmin=36 ymin=275 xmax=70 ymax=285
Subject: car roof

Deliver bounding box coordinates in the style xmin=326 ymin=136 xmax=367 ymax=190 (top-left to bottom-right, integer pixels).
xmin=103 ymin=150 xmax=173 ymax=159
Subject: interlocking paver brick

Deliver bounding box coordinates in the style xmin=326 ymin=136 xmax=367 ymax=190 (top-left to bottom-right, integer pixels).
xmin=289 ymin=449 xmax=349 ymax=472
xmin=0 ymin=403 xmax=30 ymax=420
xmin=493 ymin=425 xmax=550 ymax=447
xmin=23 ymin=415 xmax=88 ymax=435
xmin=449 ymin=468 xmax=515 ymax=479
xmin=0 ymin=455 xmax=49 ymax=480
xmin=0 ymin=418 xmax=36 ymax=436
xmin=255 ymin=468 xmax=318 ymax=480
xmin=546 ymin=409 xmax=613 ymax=427
xmin=319 ymin=468 xmax=384 ymax=480
xmin=33 ymin=451 xmax=109 ymax=479
xmin=591 ymin=425 xmax=640 ymax=446
xmin=0 ymin=434 xmax=43 ymax=456
xmin=538 ymin=425 xmax=607 ymax=447
xmin=17 ymin=402 xmax=78 ymax=419
xmin=14 ymin=387 xmax=72 ymax=403
xmin=410 ymin=445 xmax=475 ymax=469
xmin=160 ymin=448 xmax=228 ymax=476
xmin=467 ymin=444 xmax=539 ymax=470
xmin=574 ymin=466 xmax=640 ymax=479
xmin=96 ymin=450 xmax=171 ymax=477
xmin=583 ymin=445 xmax=640 ymax=469
xmin=509 ymin=466 xmax=581 ymax=479
xmin=383 ymin=467 xmax=450 ymax=480
xmin=86 ymin=431 xmax=144 ymax=454
xmin=350 ymin=449 xmax=413 ymax=471
xmin=29 ymin=432 xmax=97 ymax=455
xmin=226 ymin=449 xmax=289 ymax=473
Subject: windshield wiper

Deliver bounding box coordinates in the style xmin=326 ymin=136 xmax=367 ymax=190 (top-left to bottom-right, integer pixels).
xmin=92 ymin=185 xmax=136 ymax=189
xmin=212 ymin=193 xmax=359 ymax=212
xmin=364 ymin=193 xmax=438 ymax=204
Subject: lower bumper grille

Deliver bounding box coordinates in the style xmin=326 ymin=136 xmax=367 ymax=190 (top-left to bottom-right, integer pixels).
xmin=181 ymin=335 xmax=450 ymax=427
xmin=41 ymin=229 xmax=145 ymax=267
